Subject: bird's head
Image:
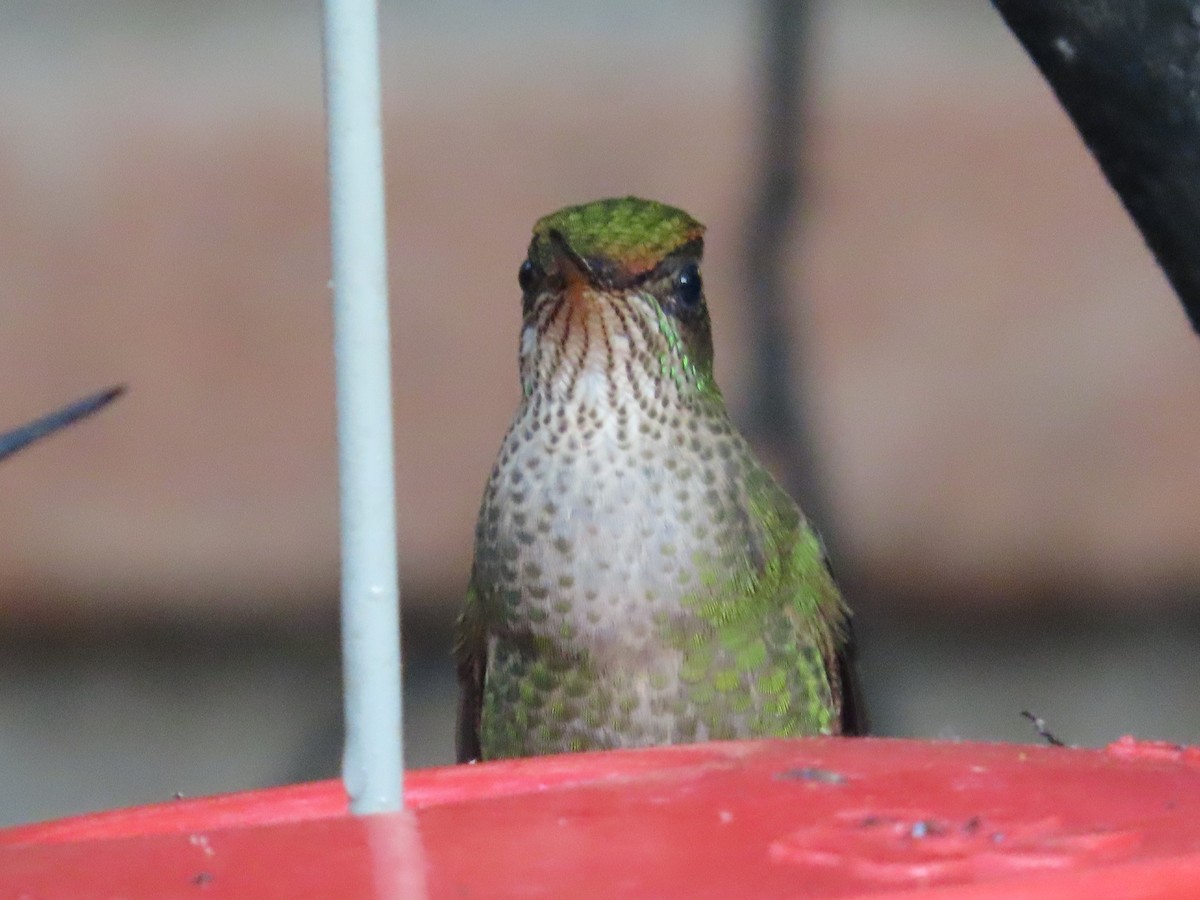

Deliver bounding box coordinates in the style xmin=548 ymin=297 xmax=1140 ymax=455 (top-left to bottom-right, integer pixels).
xmin=516 ymin=197 xmax=719 ymax=411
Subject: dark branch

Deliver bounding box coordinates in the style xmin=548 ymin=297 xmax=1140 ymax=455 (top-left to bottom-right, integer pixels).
xmin=992 ymin=0 xmax=1200 ymax=333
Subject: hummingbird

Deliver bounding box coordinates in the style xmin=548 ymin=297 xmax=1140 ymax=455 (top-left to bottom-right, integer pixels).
xmin=456 ymin=197 xmax=862 ymax=762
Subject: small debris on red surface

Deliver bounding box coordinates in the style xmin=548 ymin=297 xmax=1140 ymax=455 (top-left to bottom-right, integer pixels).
xmin=1106 ymin=734 xmax=1200 ymax=766
xmin=4 ymin=738 xmax=1200 ymax=898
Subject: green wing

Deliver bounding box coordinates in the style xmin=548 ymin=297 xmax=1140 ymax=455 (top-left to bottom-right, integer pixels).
xmin=454 ymin=584 xmax=486 ymax=762
xmin=784 ymin=511 xmax=866 ymax=736
xmin=744 ymin=468 xmax=868 ymax=734
xmin=835 ymin=613 xmax=868 ymax=735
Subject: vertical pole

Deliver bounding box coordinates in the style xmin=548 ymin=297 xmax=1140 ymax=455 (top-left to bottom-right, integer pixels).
xmin=743 ymin=0 xmax=823 ymax=526
xmin=321 ymin=0 xmax=403 ymax=813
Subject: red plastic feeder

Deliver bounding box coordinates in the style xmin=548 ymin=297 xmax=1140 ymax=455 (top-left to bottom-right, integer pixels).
xmin=3 ymin=736 xmax=1200 ymax=897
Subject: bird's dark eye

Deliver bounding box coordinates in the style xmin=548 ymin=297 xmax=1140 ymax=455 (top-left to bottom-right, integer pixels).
xmin=518 ymin=258 xmax=538 ymax=292
xmin=675 ymin=262 xmax=703 ymax=308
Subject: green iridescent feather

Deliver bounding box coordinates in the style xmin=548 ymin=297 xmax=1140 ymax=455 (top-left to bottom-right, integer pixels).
xmin=530 ymin=196 xmax=704 ymax=277
xmin=677 ymin=465 xmax=847 ymax=738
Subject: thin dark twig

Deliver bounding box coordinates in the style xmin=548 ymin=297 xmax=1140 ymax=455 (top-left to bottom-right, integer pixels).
xmin=0 ymin=385 xmax=125 ymax=462
xmin=1021 ymin=709 xmax=1068 ymax=747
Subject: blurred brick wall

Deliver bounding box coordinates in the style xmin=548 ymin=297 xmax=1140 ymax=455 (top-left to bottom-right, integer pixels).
xmin=0 ymin=1 xmax=1196 ymax=627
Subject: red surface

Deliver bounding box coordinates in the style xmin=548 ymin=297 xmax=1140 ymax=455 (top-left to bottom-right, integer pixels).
xmin=4 ymin=737 xmax=1200 ymax=897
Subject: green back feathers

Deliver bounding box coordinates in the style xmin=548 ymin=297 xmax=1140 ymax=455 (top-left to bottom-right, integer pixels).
xmin=678 ymin=465 xmax=846 ymax=737
xmin=531 ymin=197 xmax=705 ymax=279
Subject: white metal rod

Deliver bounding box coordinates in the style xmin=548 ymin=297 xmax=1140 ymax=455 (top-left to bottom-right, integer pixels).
xmin=321 ymin=0 xmax=403 ymax=813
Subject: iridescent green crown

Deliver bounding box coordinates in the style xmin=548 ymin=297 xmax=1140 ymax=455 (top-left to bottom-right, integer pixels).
xmin=531 ymin=197 xmax=705 ymax=278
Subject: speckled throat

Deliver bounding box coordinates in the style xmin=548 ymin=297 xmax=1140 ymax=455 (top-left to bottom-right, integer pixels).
xmin=460 ymin=197 xmax=848 ymax=760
